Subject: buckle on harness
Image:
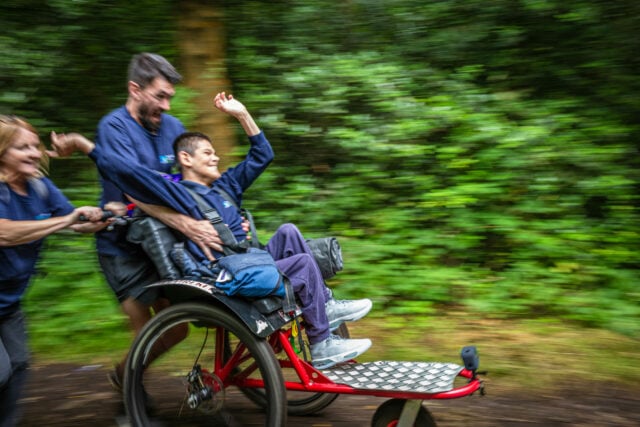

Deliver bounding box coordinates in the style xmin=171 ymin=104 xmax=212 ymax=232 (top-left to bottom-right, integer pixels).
xmin=203 ymin=209 xmax=223 ymax=224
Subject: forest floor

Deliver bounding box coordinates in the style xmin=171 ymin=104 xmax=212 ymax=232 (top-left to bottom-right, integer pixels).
xmin=17 ymin=362 xmax=640 ymax=426
xmin=15 ymin=312 xmax=640 ymax=426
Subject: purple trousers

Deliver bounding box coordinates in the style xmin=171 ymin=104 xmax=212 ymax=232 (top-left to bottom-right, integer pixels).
xmin=265 ymin=223 xmax=331 ymax=344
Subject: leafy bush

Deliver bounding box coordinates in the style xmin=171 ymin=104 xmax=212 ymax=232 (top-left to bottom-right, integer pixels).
xmin=7 ymin=0 xmax=640 ymax=345
xmin=224 ymin=2 xmax=640 ymax=336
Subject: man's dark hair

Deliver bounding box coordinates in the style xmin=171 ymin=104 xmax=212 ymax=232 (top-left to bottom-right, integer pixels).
xmin=173 ymin=131 xmax=212 ymax=157
xmin=127 ymin=53 xmax=182 ymax=88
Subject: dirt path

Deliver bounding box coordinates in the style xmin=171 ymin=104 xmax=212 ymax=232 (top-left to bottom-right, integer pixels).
xmin=17 ymin=363 xmax=640 ymax=426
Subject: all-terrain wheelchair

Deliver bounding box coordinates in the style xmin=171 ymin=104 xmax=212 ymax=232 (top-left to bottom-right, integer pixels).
xmin=121 ymin=217 xmax=485 ymax=426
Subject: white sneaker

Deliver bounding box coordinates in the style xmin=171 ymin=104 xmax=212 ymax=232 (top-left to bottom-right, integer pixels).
xmin=325 ymin=298 xmax=372 ymax=331
xmin=310 ymin=334 xmax=372 ymax=369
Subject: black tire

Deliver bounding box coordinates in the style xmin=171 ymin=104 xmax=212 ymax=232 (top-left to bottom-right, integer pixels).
xmin=240 ymin=323 xmax=350 ymax=415
xmin=123 ymin=302 xmax=286 ymax=426
xmin=371 ymin=399 xmax=436 ymax=427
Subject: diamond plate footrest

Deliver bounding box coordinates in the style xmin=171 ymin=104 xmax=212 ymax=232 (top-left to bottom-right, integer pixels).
xmin=321 ymin=361 xmax=464 ymax=394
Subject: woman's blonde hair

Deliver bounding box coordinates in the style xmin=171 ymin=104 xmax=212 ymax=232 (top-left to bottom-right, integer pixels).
xmin=0 ymin=115 xmax=49 ymax=182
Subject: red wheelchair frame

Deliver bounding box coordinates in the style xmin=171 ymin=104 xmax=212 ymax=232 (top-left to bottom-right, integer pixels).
xmin=122 ymin=280 xmax=484 ymax=426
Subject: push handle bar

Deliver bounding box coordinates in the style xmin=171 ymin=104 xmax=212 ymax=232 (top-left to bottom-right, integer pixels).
xmin=78 ymin=210 xmax=116 ymax=222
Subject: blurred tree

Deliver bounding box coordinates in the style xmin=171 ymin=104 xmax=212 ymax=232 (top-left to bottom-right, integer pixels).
xmin=177 ymin=0 xmax=236 ymax=166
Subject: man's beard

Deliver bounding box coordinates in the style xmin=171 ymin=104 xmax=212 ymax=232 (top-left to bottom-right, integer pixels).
xmin=138 ymin=104 xmax=160 ymax=132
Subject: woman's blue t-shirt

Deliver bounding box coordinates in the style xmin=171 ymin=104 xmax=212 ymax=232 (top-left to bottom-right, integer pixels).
xmin=0 ymin=178 xmax=74 ymax=315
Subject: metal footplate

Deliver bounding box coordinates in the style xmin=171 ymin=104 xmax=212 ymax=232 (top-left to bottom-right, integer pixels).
xmin=321 ymin=361 xmax=464 ymax=393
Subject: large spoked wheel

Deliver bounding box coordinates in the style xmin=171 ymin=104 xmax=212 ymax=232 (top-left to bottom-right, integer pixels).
xmin=239 ymin=323 xmax=350 ymax=415
xmin=123 ymin=301 xmax=286 ymax=427
xmin=371 ymin=399 xmax=436 ymax=427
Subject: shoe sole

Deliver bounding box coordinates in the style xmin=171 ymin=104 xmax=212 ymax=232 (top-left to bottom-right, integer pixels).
xmin=328 ymin=300 xmax=373 ymax=331
xmin=312 ymin=340 xmax=372 ymax=370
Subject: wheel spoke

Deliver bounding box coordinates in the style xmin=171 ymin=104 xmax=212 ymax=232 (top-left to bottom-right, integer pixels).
xmin=123 ymin=302 xmax=286 ymax=426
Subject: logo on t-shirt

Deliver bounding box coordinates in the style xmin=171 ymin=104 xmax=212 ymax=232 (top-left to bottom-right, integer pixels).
xmin=35 ymin=213 xmax=51 ymax=220
xmin=158 ymin=154 xmax=175 ymax=165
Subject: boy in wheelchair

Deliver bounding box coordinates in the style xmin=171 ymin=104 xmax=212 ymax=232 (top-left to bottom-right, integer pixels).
xmin=53 ymin=92 xmax=372 ymax=369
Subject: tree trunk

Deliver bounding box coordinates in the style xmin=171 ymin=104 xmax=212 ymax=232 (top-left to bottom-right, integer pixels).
xmin=177 ymin=1 xmax=234 ymax=167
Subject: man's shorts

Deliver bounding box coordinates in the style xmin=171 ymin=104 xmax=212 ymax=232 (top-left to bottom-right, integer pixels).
xmin=98 ymin=254 xmax=161 ymax=305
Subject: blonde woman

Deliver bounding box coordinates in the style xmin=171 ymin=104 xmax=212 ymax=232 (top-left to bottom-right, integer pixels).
xmin=0 ymin=115 xmax=115 ymax=426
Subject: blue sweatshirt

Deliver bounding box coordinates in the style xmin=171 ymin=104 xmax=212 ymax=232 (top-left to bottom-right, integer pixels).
xmin=94 ymin=106 xmax=186 ymax=257
xmin=89 ymin=131 xmax=274 ymax=263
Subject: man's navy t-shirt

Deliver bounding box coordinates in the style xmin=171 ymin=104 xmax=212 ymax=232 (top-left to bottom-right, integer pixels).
xmin=94 ymin=106 xmax=185 ymax=257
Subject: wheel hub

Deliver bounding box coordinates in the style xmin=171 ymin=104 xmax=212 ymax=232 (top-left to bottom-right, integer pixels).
xmin=186 ymin=364 xmax=224 ymax=413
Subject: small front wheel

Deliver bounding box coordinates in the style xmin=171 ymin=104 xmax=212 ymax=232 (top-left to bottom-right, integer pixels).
xmin=371 ymin=399 xmax=436 ymax=427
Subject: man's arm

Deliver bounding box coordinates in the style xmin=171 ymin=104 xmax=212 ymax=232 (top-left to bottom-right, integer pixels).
xmin=50 ymin=132 xmax=223 ymax=260
xmin=128 ymin=197 xmax=222 ymax=260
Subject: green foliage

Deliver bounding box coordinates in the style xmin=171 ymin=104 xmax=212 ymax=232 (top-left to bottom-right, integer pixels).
xmin=0 ymin=0 xmax=179 ymax=134
xmin=3 ymin=0 xmax=640 ymax=363
xmin=170 ymin=86 xmax=199 ymax=130
xmin=224 ymin=0 xmax=640 ymax=336
xmin=25 ymin=232 xmax=130 ymax=358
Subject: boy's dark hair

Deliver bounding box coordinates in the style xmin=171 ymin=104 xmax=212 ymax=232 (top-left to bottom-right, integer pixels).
xmin=173 ymin=131 xmax=212 ymax=158
xmin=127 ymin=53 xmax=182 ymax=88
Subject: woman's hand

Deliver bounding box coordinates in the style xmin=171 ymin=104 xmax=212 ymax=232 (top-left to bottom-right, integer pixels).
xmin=72 ymin=206 xmax=104 ymax=223
xmin=68 ymin=206 xmax=121 ymax=233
